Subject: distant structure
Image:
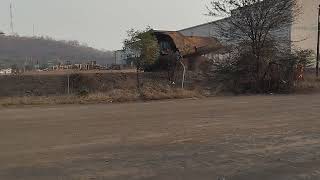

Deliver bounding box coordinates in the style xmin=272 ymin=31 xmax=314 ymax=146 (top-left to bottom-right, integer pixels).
xmin=114 ymin=50 xmax=128 ymax=65
xmin=51 ymin=61 xmax=106 ymax=71
xmin=114 ymin=48 xmax=140 ymax=66
xmin=0 ymin=68 xmax=12 ymax=75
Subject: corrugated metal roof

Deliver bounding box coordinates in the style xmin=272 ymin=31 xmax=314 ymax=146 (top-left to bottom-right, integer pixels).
xmin=154 ymin=31 xmax=222 ymax=57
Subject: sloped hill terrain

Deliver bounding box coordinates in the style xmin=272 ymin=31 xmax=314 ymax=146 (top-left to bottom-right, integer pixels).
xmin=0 ymin=35 xmax=114 ymax=68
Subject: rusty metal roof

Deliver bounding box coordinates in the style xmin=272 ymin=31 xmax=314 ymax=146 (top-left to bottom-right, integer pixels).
xmin=153 ymin=31 xmax=222 ymax=57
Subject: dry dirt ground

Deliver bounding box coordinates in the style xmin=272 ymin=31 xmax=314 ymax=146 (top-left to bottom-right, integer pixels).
xmin=1 ymin=94 xmax=320 ymax=180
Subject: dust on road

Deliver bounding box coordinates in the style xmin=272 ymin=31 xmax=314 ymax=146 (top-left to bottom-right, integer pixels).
xmin=0 ymin=94 xmax=320 ymax=180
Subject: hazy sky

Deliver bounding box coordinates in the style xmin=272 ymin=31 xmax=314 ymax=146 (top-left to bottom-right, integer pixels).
xmin=0 ymin=0 xmax=213 ymax=50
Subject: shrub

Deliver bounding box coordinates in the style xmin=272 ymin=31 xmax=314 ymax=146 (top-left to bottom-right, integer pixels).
xmin=77 ymin=88 xmax=89 ymax=97
xmin=210 ymin=48 xmax=315 ymax=94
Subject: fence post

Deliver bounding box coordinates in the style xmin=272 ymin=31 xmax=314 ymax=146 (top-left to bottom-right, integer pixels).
xmin=67 ymin=73 xmax=70 ymax=94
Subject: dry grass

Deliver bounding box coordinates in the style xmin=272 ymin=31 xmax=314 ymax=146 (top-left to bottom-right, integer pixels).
xmin=141 ymin=82 xmax=202 ymax=100
xmin=0 ymin=86 xmax=201 ymax=107
xmin=294 ymin=74 xmax=320 ymax=94
xmin=142 ymin=88 xmax=200 ymax=100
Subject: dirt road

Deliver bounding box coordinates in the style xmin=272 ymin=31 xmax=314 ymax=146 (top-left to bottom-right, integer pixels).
xmin=1 ymin=94 xmax=320 ymax=180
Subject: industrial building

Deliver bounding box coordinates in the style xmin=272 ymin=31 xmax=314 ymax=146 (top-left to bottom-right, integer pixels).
xmin=179 ymin=0 xmax=319 ymax=55
xmin=117 ymin=0 xmax=319 ymax=69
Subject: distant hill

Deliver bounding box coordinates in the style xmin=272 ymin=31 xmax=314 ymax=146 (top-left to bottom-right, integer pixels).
xmin=0 ymin=35 xmax=115 ymax=68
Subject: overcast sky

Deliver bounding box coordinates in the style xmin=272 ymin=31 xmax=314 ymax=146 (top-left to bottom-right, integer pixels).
xmin=0 ymin=0 xmax=214 ymax=50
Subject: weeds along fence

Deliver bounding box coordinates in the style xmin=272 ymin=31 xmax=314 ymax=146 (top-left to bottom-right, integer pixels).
xmin=0 ymin=72 xmax=170 ymax=97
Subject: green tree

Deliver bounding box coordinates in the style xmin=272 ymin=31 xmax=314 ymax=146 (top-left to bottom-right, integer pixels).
xmin=124 ymin=27 xmax=160 ymax=93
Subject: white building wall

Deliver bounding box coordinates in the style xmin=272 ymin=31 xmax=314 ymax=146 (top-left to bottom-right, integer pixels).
xmin=180 ymin=21 xmax=220 ymax=38
xmin=180 ymin=19 xmax=234 ymax=46
xmin=291 ymin=0 xmax=318 ymax=54
xmin=180 ymin=19 xmax=292 ymax=48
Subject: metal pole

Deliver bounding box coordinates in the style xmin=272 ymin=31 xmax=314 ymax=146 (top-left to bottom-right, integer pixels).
xmin=180 ymin=60 xmax=186 ymax=89
xmin=10 ymin=2 xmax=14 ymax=35
xmin=33 ymin=24 xmax=35 ymax=37
xmin=316 ymin=5 xmax=320 ymax=77
xmin=67 ymin=73 xmax=70 ymax=94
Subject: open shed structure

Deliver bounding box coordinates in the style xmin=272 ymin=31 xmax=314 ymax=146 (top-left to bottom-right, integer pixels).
xmin=152 ymin=30 xmax=222 ymax=71
xmin=153 ymin=30 xmax=222 ymax=57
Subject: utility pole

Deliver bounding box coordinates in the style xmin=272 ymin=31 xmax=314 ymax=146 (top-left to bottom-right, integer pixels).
xmin=317 ymin=5 xmax=320 ymax=77
xmin=33 ymin=24 xmax=35 ymax=37
xmin=10 ymin=2 xmax=14 ymax=35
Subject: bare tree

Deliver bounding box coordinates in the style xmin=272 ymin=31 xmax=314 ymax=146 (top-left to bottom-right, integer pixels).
xmin=207 ymin=0 xmax=301 ymax=92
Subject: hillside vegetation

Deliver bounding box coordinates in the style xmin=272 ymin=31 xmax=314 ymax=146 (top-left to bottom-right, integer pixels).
xmin=0 ymin=35 xmax=114 ymax=68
